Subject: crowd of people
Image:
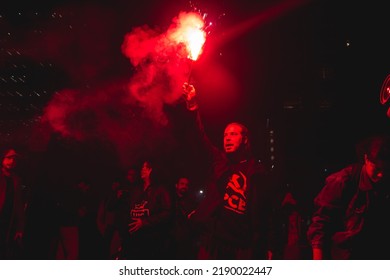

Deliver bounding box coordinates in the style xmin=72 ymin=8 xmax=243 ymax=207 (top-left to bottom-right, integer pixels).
xmin=1 ymin=83 xmax=390 ymax=260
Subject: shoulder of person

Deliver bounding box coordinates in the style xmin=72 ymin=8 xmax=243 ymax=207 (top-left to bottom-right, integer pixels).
xmin=315 ymin=163 xmax=362 ymax=205
xmin=324 ymin=163 xmax=360 ymax=186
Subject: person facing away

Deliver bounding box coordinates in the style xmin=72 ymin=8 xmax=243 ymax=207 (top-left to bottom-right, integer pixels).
xmin=172 ymin=176 xmax=199 ymax=259
xmin=121 ymin=160 xmax=173 ymax=260
xmin=182 ymin=83 xmax=275 ymax=260
xmin=0 ymin=148 xmax=25 ymax=259
xmin=277 ymin=190 xmax=310 ymax=259
xmin=307 ymin=135 xmax=390 ymax=259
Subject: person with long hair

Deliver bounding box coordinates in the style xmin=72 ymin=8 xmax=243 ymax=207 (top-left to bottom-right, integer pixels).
xmin=121 ymin=160 xmax=173 ymax=259
xmin=182 ymin=83 xmax=275 ymax=260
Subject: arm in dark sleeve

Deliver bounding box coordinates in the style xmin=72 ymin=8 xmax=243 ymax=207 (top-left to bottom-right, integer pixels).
xmin=307 ymin=167 xmax=351 ymax=250
xmin=187 ymin=109 xmax=225 ymax=165
xmin=142 ymin=187 xmax=172 ymax=228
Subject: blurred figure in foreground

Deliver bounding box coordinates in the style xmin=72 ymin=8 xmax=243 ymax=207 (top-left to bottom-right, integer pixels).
xmin=307 ymin=135 xmax=390 ymax=259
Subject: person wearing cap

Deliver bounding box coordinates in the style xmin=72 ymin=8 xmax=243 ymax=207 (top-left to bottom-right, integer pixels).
xmin=0 ymin=148 xmax=25 ymax=259
xmin=307 ymin=135 xmax=390 ymax=259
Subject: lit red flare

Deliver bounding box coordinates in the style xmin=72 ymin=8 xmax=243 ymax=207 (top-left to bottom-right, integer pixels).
xmin=168 ymin=12 xmax=206 ymax=61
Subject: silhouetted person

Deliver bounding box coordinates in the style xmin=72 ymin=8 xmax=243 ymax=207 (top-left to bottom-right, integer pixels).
xmin=172 ymin=176 xmax=199 ymax=259
xmin=0 ymin=148 xmax=24 ymax=259
xmin=278 ymin=190 xmax=310 ymax=259
xmin=75 ymin=180 xmax=103 ymax=259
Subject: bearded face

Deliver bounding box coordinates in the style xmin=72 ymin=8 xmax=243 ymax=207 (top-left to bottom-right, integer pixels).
xmin=223 ymin=123 xmax=247 ymax=154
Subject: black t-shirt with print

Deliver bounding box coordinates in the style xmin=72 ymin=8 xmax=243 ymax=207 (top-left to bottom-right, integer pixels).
xmin=213 ymin=159 xmax=270 ymax=248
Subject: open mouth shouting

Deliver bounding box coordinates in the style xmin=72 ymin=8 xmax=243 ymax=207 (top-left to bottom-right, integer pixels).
xmin=224 ymin=143 xmax=235 ymax=153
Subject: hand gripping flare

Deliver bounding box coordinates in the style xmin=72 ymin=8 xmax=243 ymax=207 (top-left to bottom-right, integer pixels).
xmin=182 ymin=82 xmax=198 ymax=111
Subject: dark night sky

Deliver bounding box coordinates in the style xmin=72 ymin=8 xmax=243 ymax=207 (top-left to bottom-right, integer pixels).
xmin=1 ymin=0 xmax=389 ymax=198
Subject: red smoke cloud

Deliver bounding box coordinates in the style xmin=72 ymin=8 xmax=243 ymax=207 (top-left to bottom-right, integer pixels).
xmin=41 ymin=81 xmax=176 ymax=167
xmin=39 ymin=10 xmax=207 ymax=165
xmin=121 ymin=11 xmax=206 ymax=125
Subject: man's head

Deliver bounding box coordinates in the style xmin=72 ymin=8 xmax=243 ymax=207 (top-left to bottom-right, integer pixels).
xmin=176 ymin=177 xmax=190 ymax=197
xmin=223 ymin=122 xmax=249 ymax=154
xmin=363 ymin=135 xmax=390 ymax=183
xmin=140 ymin=161 xmax=152 ymax=181
xmin=2 ymin=148 xmax=19 ymax=175
xmin=126 ymin=167 xmax=137 ymax=184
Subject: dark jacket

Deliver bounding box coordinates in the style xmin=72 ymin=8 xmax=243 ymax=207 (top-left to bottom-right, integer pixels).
xmin=307 ymin=163 xmax=390 ymax=259
xmin=121 ymin=183 xmax=173 ymax=259
xmin=0 ymin=171 xmax=25 ymax=257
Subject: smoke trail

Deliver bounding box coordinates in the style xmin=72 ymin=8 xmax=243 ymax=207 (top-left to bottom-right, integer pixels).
xmin=36 ymin=10 xmax=207 ymax=165
xmin=121 ymin=11 xmax=205 ymax=125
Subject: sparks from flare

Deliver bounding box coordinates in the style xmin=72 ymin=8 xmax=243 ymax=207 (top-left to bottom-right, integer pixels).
xmin=168 ymin=12 xmax=207 ymax=61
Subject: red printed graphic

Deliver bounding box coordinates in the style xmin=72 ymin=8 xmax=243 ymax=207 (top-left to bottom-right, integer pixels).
xmin=130 ymin=200 xmax=150 ymax=218
xmin=223 ymin=171 xmax=247 ymax=214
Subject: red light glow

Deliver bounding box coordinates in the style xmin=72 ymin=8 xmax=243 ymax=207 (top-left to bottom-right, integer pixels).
xmin=168 ymin=12 xmax=206 ymax=61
